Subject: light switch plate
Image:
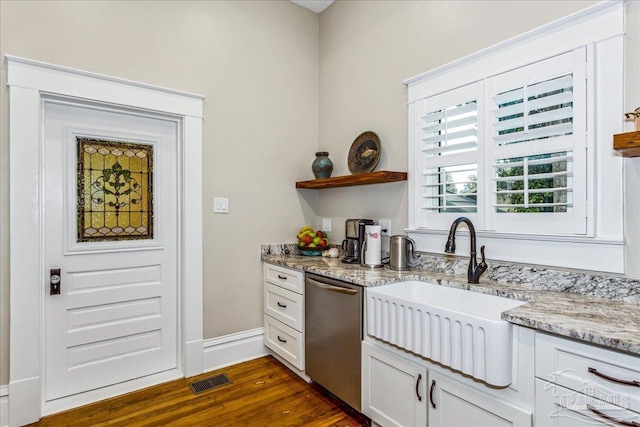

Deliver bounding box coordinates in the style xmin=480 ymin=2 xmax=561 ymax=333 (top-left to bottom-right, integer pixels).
xmin=322 ymin=218 xmax=332 ymax=232
xmin=379 ymin=219 xmax=391 ymax=236
xmin=213 ymin=197 xmax=229 ymax=214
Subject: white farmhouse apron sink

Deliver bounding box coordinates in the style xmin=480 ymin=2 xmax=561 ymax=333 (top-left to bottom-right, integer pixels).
xmin=366 ymin=281 xmax=526 ymax=387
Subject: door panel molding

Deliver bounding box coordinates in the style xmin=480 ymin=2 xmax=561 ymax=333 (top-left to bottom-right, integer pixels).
xmin=61 ymin=122 xmax=165 ymax=254
xmin=7 ymin=55 xmax=204 ymax=427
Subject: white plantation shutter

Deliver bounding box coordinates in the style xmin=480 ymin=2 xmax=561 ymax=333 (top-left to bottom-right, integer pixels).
xmin=494 ymin=153 xmax=573 ymax=210
xmin=412 ymin=48 xmax=588 ymax=235
xmin=421 ymin=163 xmax=477 ymax=212
xmin=415 ymin=82 xmax=483 ymax=229
xmin=491 ymin=74 xmax=574 ymax=145
xmin=486 ymin=48 xmax=587 ymax=234
xmin=422 ymin=102 xmax=478 ymax=155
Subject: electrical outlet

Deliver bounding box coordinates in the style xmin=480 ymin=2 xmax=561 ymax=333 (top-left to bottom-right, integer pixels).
xmin=379 ymin=219 xmax=391 ymax=236
xmin=322 ymin=218 xmax=332 ymax=232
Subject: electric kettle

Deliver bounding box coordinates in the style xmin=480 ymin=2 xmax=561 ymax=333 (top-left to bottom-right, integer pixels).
xmin=389 ymin=235 xmax=416 ymax=271
xmin=360 ymin=224 xmax=384 ymax=268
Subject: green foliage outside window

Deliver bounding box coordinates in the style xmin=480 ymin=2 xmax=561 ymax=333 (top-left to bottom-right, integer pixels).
xmin=496 ymin=155 xmax=567 ymax=213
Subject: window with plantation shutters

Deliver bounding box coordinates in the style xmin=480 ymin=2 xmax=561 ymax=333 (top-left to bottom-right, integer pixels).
xmin=406 ymin=5 xmax=625 ymax=272
xmin=412 ymin=48 xmax=588 ymax=235
xmin=486 ymin=49 xmax=587 ymax=234
xmin=415 ymin=82 xmax=483 ymax=229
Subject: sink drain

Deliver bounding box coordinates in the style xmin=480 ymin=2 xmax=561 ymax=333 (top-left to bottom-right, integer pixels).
xmin=189 ymin=373 xmax=232 ymax=394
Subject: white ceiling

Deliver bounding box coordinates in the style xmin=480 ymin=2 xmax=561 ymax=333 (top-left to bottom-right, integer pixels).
xmin=290 ymin=0 xmax=334 ymax=14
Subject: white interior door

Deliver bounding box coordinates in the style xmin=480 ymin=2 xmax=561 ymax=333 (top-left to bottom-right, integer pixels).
xmin=43 ymin=100 xmax=178 ymax=401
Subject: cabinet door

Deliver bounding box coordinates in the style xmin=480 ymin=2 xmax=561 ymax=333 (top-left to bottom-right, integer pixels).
xmin=429 ymin=371 xmax=532 ymax=427
xmin=362 ymin=341 xmax=428 ymax=427
xmin=535 ymin=379 xmax=640 ymax=427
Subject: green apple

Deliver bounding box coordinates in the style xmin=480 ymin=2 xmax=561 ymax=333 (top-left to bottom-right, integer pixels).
xmin=312 ymin=236 xmax=322 ymax=245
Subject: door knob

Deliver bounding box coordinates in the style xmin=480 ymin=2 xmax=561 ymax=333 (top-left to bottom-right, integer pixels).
xmin=50 ymin=268 xmax=61 ymax=295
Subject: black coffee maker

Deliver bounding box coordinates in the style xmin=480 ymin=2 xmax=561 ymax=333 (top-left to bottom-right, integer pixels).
xmin=342 ymin=218 xmax=374 ymax=263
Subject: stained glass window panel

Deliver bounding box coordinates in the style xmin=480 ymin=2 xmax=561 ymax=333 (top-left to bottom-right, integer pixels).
xmin=77 ymin=138 xmax=153 ymax=241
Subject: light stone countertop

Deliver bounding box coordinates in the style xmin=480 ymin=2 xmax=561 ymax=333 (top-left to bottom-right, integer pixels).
xmin=261 ymin=252 xmax=640 ymax=356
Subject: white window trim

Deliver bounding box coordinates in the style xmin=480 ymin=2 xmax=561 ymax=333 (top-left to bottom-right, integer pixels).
xmin=404 ymin=2 xmax=625 ymax=273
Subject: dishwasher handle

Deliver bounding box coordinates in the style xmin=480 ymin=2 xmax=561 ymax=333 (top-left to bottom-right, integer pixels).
xmin=307 ymin=277 xmax=358 ymax=295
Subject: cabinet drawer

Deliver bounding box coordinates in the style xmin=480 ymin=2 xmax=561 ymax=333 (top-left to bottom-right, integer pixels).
xmin=536 ymin=333 xmax=640 ymax=414
xmin=263 ymin=263 xmax=303 ymax=294
xmin=264 ymin=314 xmax=304 ymax=370
xmin=535 ymin=378 xmax=640 ymax=426
xmin=264 ymin=283 xmax=304 ymax=332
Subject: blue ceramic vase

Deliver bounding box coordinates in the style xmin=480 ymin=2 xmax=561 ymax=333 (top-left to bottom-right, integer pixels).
xmin=312 ymin=152 xmax=333 ymax=179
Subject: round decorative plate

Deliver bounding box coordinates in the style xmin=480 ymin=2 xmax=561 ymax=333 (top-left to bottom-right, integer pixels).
xmin=348 ymin=131 xmax=381 ymax=174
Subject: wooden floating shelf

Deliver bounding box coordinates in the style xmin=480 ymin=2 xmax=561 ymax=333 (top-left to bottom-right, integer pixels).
xmin=296 ymin=171 xmax=408 ymax=189
xmin=613 ymin=131 xmax=640 ymax=157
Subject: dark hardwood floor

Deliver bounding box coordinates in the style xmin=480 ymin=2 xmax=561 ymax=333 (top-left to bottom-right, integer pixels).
xmin=29 ymin=356 xmax=370 ymax=427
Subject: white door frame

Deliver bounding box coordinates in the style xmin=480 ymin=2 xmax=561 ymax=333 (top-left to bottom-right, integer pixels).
xmin=6 ymin=55 xmax=204 ymax=427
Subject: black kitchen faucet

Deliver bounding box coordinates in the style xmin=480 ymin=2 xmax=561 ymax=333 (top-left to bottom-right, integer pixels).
xmin=445 ymin=217 xmax=488 ymax=284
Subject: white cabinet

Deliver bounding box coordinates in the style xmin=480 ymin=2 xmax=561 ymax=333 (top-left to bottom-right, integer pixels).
xmin=263 ymin=263 xmax=305 ymax=371
xmin=362 ymin=340 xmax=532 ymax=427
xmin=535 ymin=332 xmax=640 ymax=427
xmin=535 ymin=379 xmax=640 ymax=426
xmin=429 ymin=371 xmax=531 ymax=427
xmin=263 ymin=314 xmax=304 ymax=369
xmin=264 ymin=282 xmax=303 ymax=331
xmin=362 ymin=320 xmax=535 ymax=427
xmin=263 ymin=263 xmax=304 ymax=293
xmin=362 ymin=341 xmax=428 ymax=427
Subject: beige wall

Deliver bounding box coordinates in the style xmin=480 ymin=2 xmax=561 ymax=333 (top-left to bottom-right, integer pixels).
xmin=0 ymin=0 xmax=319 ymax=385
xmin=317 ymin=0 xmax=603 ymax=243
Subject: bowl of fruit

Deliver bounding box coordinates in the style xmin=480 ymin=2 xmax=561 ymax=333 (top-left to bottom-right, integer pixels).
xmin=297 ymin=225 xmax=330 ymax=256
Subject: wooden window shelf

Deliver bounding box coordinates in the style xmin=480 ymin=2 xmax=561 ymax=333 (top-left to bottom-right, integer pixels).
xmin=296 ymin=171 xmax=407 ymax=189
xmin=613 ymin=131 xmax=640 ymax=157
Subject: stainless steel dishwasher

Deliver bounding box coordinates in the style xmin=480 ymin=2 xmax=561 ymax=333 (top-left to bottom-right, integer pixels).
xmin=305 ymin=273 xmax=363 ymax=412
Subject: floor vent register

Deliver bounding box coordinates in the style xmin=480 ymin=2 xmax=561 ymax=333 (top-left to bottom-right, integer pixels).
xmin=189 ymin=373 xmax=232 ymax=394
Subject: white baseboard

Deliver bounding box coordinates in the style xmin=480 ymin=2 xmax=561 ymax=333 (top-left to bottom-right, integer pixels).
xmin=202 ymin=327 xmax=269 ymax=373
xmin=185 ymin=338 xmax=204 ymax=377
xmin=1 ymin=386 xmax=8 ymax=427
xmin=8 ymin=376 xmax=40 ymax=427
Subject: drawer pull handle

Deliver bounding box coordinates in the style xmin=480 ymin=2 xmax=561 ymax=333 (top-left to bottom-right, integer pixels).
xmin=277 ymin=336 xmax=287 ymax=343
xmin=587 ymin=404 xmax=640 ymax=426
xmin=429 ymin=379 xmax=436 ymax=409
xmin=277 ymin=275 xmax=287 ymax=280
xmin=588 ymin=367 xmax=640 ymax=387
xmin=277 ymin=301 xmax=287 ymax=308
xmin=415 ymin=374 xmax=422 ymax=402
